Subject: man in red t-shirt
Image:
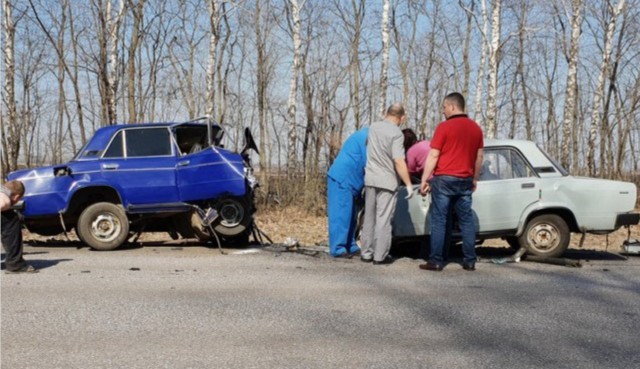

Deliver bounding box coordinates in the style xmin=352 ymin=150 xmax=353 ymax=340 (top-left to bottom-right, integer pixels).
xmin=418 ymin=92 xmax=483 ymax=272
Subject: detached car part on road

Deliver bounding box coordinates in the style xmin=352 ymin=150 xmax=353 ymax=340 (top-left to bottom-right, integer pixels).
xmin=393 ymin=139 xmax=640 ymax=258
xmin=7 ymin=119 xmax=260 ymax=251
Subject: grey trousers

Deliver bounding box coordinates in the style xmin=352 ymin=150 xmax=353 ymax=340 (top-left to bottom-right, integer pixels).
xmin=361 ymin=186 xmax=397 ymax=262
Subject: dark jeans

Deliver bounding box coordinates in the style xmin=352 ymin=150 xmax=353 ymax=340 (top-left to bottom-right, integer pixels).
xmin=429 ymin=175 xmax=477 ymax=265
xmin=1 ymin=210 xmax=26 ymax=271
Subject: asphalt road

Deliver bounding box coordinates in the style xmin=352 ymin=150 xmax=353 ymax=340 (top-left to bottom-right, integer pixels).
xmin=2 ymin=242 xmax=639 ymax=369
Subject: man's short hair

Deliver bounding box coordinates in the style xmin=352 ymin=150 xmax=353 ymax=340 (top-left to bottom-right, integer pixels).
xmin=386 ymin=103 xmax=405 ymax=118
xmin=5 ymin=180 xmax=25 ymax=197
xmin=444 ymin=92 xmax=465 ymax=111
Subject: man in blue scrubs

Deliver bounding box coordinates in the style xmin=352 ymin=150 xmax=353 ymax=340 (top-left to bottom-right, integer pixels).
xmin=327 ymin=127 xmax=369 ymax=257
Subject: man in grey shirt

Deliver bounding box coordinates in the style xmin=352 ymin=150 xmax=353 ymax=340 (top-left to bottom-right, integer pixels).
xmin=361 ymin=103 xmax=414 ymax=265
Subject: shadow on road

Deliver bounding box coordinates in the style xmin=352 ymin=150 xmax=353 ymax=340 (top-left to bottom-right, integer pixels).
xmin=2 ymin=258 xmax=73 ymax=271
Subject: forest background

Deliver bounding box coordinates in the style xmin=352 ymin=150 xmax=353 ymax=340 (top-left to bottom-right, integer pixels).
xmin=2 ymin=0 xmax=639 ymax=214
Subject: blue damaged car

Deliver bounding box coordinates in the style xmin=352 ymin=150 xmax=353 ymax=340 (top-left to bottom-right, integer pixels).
xmin=7 ymin=119 xmax=259 ymax=250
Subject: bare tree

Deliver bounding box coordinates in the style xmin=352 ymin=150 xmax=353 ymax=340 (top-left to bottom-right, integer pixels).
xmin=205 ymin=0 xmax=222 ymax=120
xmin=333 ymin=0 xmax=366 ymax=129
xmin=107 ymin=0 xmax=125 ymax=124
xmin=485 ymin=0 xmax=501 ymax=138
xmin=473 ymin=0 xmax=488 ymax=123
xmin=586 ymin=0 xmax=626 ymax=176
xmin=285 ymin=0 xmax=305 ymax=174
xmin=515 ymin=1 xmax=532 ymax=140
xmin=559 ymin=0 xmax=583 ymax=171
xmin=391 ymin=1 xmax=419 ymax=107
xmin=378 ymin=0 xmax=390 ymax=117
xmin=126 ymin=0 xmax=145 ymax=123
xmin=28 ymin=0 xmax=88 ymax=144
xmin=2 ymin=0 xmax=18 ymax=175
xmin=459 ymin=0 xmax=474 ymax=97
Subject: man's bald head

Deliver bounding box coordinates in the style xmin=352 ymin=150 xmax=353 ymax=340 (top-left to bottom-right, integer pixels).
xmin=386 ymin=103 xmax=405 ymax=119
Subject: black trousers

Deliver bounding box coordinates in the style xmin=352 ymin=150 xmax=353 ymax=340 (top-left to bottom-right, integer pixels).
xmin=1 ymin=210 xmax=26 ymax=271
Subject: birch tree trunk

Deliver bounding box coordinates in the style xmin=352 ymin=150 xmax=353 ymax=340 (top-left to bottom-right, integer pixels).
xmin=460 ymin=0 xmax=474 ymax=98
xmin=106 ymin=0 xmax=125 ymax=125
xmin=473 ymin=0 xmax=489 ymax=124
xmin=351 ymin=0 xmax=364 ymax=129
xmin=206 ymin=0 xmax=222 ymax=120
xmin=254 ymin=2 xmax=269 ymax=175
xmin=127 ymin=0 xmax=145 ymax=123
xmin=516 ymin=4 xmax=532 ymax=140
xmin=560 ymin=0 xmax=583 ymax=171
xmin=286 ymin=0 xmax=303 ymax=174
xmin=485 ymin=0 xmax=501 ymax=139
xmin=378 ymin=0 xmax=390 ymax=117
xmin=2 ymin=0 xmax=18 ymax=174
xmin=586 ymin=0 xmax=625 ymax=177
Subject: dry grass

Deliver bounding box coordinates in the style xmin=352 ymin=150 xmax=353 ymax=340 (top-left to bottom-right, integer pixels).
xmin=255 ymin=206 xmax=328 ymax=246
xmin=255 ymin=206 xmax=640 ymax=252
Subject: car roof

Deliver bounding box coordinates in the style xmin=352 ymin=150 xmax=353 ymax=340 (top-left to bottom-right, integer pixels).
xmin=95 ymin=121 xmax=208 ymax=135
xmin=484 ymin=138 xmax=538 ymax=149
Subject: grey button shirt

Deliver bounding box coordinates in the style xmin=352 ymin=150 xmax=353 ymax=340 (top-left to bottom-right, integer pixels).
xmin=364 ymin=119 xmax=405 ymax=191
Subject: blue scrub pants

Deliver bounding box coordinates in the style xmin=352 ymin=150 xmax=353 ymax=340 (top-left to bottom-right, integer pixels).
xmin=327 ymin=177 xmax=360 ymax=257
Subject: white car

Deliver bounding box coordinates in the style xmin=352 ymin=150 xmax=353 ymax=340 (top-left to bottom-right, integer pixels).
xmin=393 ymin=139 xmax=640 ymax=257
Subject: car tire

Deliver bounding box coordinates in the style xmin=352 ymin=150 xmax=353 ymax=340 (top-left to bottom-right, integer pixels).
xmin=77 ymin=202 xmax=129 ymax=251
xmin=518 ymin=214 xmax=570 ymax=258
xmin=212 ymin=197 xmax=252 ymax=237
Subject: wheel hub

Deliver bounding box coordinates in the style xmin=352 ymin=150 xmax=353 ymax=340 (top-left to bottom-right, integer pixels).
xmin=527 ymin=224 xmax=559 ymax=251
xmin=91 ymin=214 xmax=121 ymax=242
xmin=219 ymin=201 xmax=244 ymax=228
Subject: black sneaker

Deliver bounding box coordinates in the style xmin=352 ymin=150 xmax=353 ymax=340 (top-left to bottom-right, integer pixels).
xmin=373 ymin=256 xmax=395 ymax=265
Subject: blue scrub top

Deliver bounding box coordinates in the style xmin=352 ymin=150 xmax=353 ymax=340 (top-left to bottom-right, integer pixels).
xmin=327 ymin=127 xmax=369 ymax=195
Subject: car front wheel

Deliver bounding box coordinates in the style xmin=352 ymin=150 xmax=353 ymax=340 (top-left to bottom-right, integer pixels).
xmin=518 ymin=214 xmax=570 ymax=258
xmin=77 ymin=202 xmax=129 ymax=251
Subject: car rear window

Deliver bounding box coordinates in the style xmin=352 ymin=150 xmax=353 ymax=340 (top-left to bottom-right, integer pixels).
xmin=125 ymin=128 xmax=172 ymax=157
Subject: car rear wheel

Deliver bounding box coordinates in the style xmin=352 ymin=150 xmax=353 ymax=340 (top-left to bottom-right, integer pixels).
xmin=518 ymin=214 xmax=569 ymax=258
xmin=77 ymin=202 xmax=129 ymax=251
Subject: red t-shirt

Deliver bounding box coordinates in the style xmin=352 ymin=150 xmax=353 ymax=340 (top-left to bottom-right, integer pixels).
xmin=430 ymin=114 xmax=483 ymax=178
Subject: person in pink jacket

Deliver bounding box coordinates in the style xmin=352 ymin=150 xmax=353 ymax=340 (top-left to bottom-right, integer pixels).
xmin=402 ymin=129 xmax=431 ymax=181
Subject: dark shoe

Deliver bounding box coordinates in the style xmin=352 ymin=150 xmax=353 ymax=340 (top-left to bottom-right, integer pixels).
xmin=373 ymin=256 xmax=395 ymax=265
xmin=360 ymin=256 xmax=373 ymax=263
xmin=419 ymin=262 xmax=443 ymax=271
xmin=462 ymin=263 xmax=476 ymax=271
xmin=333 ymin=253 xmax=352 ymax=259
xmin=5 ymin=264 xmax=38 ymax=274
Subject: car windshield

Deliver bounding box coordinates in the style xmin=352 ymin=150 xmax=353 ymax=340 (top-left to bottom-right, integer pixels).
xmin=537 ymin=145 xmax=569 ymax=176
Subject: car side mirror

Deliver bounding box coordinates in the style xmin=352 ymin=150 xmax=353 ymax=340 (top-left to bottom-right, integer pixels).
xmin=54 ymin=166 xmax=72 ymax=177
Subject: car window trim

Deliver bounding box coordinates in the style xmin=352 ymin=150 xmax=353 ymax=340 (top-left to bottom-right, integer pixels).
xmin=483 ymin=146 xmax=540 ymax=180
xmin=102 ymin=130 xmax=125 ymax=159
xmin=118 ymin=126 xmax=175 ymax=158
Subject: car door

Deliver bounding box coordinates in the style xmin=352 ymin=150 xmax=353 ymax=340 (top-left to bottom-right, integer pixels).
xmin=173 ymin=125 xmax=246 ymax=202
xmin=472 ymin=147 xmax=540 ymax=233
xmin=100 ymin=127 xmax=179 ymax=206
